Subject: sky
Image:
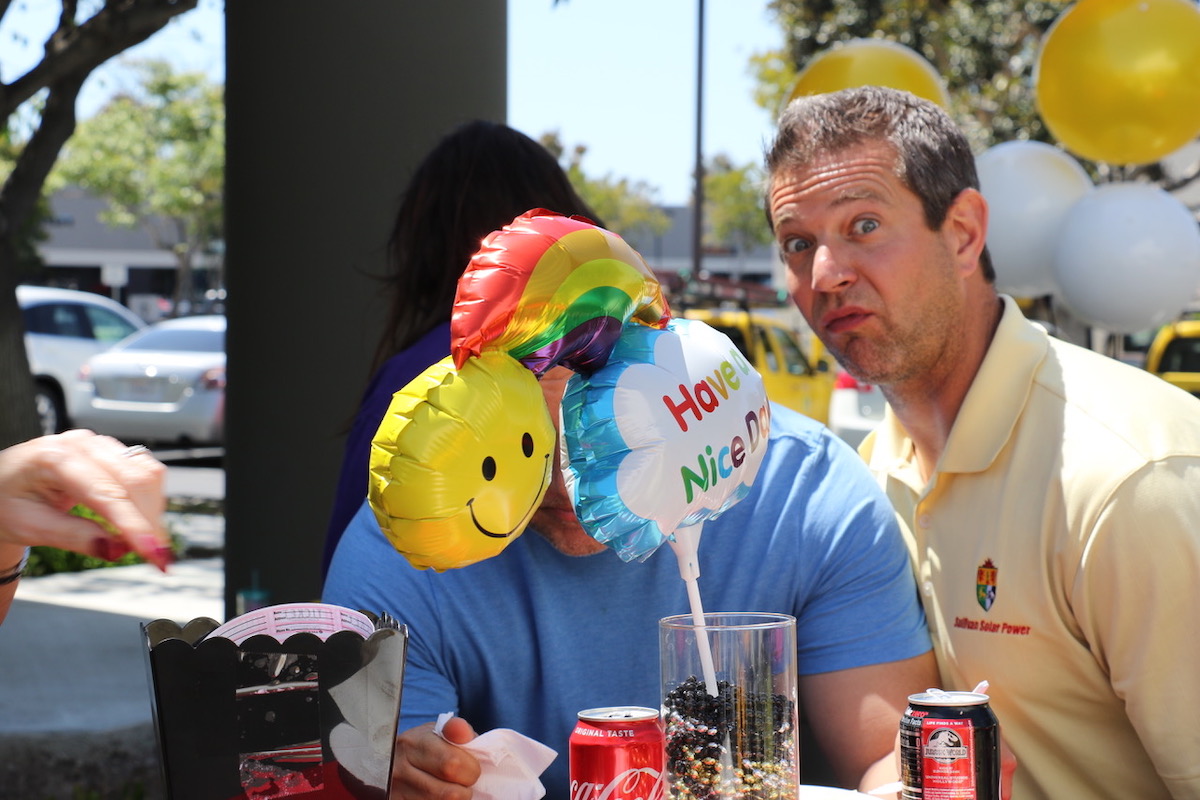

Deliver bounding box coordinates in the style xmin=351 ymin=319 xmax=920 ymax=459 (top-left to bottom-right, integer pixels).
xmin=0 ymin=0 xmax=226 ymax=117
xmin=509 ymin=0 xmax=785 ymax=205
xmin=1 ymin=0 xmax=782 ymax=206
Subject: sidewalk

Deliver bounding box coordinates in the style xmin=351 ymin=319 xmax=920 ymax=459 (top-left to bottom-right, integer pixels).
xmin=0 ymin=472 xmax=225 ymax=799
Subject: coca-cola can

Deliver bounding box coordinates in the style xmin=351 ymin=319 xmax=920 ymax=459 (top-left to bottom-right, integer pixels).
xmin=569 ymin=706 xmax=666 ymax=800
xmin=900 ymin=689 xmax=1000 ymax=800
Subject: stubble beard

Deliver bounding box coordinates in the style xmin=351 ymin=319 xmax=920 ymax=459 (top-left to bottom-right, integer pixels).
xmin=823 ymin=312 xmax=915 ymax=387
xmin=821 ymin=254 xmax=965 ymax=391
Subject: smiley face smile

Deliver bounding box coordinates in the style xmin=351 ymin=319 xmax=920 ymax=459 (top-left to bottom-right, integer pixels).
xmin=467 ymin=452 xmax=552 ymax=538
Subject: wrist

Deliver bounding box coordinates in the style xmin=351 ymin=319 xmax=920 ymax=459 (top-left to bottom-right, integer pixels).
xmin=0 ymin=546 xmax=30 ymax=586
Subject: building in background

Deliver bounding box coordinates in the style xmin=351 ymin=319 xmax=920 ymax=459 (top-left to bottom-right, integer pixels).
xmin=34 ymin=190 xmax=786 ymax=323
xmin=33 ymin=186 xmax=223 ymax=321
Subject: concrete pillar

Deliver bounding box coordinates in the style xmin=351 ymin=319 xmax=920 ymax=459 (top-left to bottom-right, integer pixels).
xmin=224 ymin=2 xmax=506 ymax=616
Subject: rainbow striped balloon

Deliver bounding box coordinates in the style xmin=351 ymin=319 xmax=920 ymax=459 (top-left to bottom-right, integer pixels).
xmin=451 ymin=209 xmax=671 ymax=376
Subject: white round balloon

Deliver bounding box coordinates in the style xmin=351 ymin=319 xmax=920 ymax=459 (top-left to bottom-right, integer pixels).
xmin=976 ymin=140 xmax=1092 ymax=298
xmin=1053 ymin=183 xmax=1200 ymax=333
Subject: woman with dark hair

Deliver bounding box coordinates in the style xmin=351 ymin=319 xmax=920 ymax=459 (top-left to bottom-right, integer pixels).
xmin=321 ymin=120 xmax=600 ymax=576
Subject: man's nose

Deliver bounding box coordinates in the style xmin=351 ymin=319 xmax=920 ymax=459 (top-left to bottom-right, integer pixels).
xmin=811 ymin=243 xmax=855 ymax=292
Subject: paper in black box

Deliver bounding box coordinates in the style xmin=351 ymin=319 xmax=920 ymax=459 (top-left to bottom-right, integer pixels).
xmin=143 ymin=602 xmax=407 ymax=799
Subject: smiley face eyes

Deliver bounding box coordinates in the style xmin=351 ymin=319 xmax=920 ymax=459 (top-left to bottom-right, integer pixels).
xmin=482 ymin=433 xmax=537 ymax=481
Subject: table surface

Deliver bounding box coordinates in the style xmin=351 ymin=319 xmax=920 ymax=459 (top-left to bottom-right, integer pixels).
xmin=800 ymin=787 xmax=878 ymax=799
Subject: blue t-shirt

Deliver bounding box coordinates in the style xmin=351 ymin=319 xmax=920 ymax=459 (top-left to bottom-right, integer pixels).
xmin=323 ymin=405 xmax=930 ymax=798
xmin=322 ymin=321 xmax=452 ymax=577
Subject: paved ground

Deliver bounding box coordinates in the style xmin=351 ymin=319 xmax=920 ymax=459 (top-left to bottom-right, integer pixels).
xmin=0 ymin=467 xmax=225 ymax=799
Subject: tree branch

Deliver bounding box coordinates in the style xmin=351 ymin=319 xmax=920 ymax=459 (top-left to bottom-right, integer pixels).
xmin=0 ymin=0 xmax=198 ymax=119
xmin=0 ymin=75 xmax=83 ymax=239
xmin=1161 ymin=162 xmax=1200 ymax=196
xmin=59 ymin=0 xmax=79 ymax=32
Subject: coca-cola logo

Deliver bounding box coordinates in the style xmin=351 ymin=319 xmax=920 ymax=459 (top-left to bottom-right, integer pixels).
xmin=570 ymin=767 xmax=665 ymax=800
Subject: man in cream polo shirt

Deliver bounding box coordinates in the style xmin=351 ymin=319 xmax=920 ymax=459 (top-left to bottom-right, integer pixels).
xmin=766 ymin=85 xmax=1200 ymax=800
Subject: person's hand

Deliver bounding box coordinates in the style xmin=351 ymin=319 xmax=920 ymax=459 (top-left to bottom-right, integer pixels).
xmin=391 ymin=716 xmax=481 ymax=798
xmin=0 ymin=430 xmax=171 ymax=570
xmin=999 ymin=733 xmax=1017 ymax=799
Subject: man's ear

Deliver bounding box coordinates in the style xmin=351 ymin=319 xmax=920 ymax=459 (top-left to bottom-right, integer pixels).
xmin=945 ymin=188 xmax=988 ymax=276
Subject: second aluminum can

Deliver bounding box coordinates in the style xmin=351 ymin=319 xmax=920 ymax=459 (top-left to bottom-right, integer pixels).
xmin=900 ymin=689 xmax=1000 ymax=800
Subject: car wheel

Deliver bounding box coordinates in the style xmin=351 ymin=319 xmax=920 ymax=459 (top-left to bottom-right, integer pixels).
xmin=33 ymin=381 xmax=67 ymax=435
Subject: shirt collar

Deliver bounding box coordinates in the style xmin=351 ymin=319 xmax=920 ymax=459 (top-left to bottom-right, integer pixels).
xmin=865 ymin=295 xmax=1049 ymax=478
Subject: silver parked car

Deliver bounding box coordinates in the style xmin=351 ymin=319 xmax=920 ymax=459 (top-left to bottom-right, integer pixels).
xmin=75 ymin=315 xmax=226 ymax=446
xmin=18 ymin=285 xmax=147 ymax=434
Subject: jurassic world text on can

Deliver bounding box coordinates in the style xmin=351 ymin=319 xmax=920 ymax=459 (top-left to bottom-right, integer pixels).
xmin=569 ymin=706 xmax=666 ymax=800
xmin=900 ymin=689 xmax=1000 ymax=800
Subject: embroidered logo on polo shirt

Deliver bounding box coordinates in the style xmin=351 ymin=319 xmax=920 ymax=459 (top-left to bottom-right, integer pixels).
xmin=976 ymin=558 xmax=997 ymax=612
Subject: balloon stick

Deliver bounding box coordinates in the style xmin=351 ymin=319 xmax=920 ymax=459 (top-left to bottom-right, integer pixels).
xmin=668 ymin=523 xmax=718 ymax=696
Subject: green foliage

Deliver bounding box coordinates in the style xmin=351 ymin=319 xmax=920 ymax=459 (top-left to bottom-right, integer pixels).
xmin=24 ymin=545 xmax=143 ymax=578
xmin=704 ymin=154 xmax=773 ymax=253
xmin=749 ymin=50 xmax=799 ymax=123
xmin=539 ymin=131 xmax=670 ymax=250
xmin=51 ymin=59 xmax=224 ymax=302
xmin=22 ymin=494 xmax=214 ymax=577
xmin=24 ymin=520 xmax=186 ymax=578
xmin=761 ymin=0 xmax=1072 ymax=152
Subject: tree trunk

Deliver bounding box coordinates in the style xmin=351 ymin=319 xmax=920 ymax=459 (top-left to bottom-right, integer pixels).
xmin=0 ymin=75 xmax=83 ymax=448
xmin=172 ymin=247 xmax=194 ymax=314
xmin=0 ymin=0 xmax=198 ymax=447
xmin=0 ymin=238 xmax=41 ymax=449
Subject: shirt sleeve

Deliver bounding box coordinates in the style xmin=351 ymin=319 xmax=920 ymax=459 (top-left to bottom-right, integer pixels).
xmin=323 ymin=500 xmax=460 ymax=732
xmin=789 ymin=431 xmax=932 ymax=674
xmin=1074 ymin=456 xmax=1200 ymax=796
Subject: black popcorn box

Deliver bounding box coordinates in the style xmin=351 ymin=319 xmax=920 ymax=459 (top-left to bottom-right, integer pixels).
xmin=143 ymin=608 xmax=407 ymax=800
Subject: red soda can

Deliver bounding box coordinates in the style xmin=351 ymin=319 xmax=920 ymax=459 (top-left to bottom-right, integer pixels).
xmin=900 ymin=689 xmax=1000 ymax=800
xmin=569 ymin=706 xmax=666 ymax=800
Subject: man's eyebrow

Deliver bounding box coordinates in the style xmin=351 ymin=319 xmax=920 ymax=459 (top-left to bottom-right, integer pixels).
xmin=831 ymin=187 xmax=883 ymax=206
xmin=771 ymin=184 xmax=886 ymax=229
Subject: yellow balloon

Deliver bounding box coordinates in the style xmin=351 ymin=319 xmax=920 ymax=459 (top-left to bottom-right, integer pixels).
xmin=369 ymin=351 xmax=555 ymax=571
xmin=788 ymin=39 xmax=951 ymax=109
xmin=1035 ymin=0 xmax=1200 ymax=165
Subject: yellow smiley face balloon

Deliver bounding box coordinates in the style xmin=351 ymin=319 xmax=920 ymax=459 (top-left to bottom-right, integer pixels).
xmin=368 ymin=350 xmax=555 ymax=571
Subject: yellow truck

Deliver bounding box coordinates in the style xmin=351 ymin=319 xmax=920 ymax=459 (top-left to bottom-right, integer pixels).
xmin=682 ymin=307 xmax=834 ymax=423
xmin=1144 ymin=318 xmax=1200 ymax=399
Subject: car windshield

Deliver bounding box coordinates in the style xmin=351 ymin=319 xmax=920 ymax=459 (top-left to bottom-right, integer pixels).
xmin=769 ymin=326 xmax=814 ymax=377
xmin=1160 ymin=337 xmax=1200 ymax=373
xmin=120 ymin=327 xmax=224 ymax=353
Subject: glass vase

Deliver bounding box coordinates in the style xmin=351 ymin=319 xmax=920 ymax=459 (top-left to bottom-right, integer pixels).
xmin=659 ymin=612 xmax=799 ymax=799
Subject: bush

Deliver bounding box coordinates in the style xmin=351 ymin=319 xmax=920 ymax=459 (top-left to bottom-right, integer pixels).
xmin=24 ymin=546 xmax=145 ymax=578
xmin=22 ymin=496 xmax=206 ymax=578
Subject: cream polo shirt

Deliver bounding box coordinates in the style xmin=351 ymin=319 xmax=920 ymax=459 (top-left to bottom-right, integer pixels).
xmin=861 ymin=296 xmax=1200 ymax=800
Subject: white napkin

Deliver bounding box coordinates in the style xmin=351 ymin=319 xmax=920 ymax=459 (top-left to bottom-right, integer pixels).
xmin=434 ymin=712 xmax=558 ymax=800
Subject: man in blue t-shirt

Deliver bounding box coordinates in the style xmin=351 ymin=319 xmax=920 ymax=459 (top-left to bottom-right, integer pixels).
xmin=324 ymin=368 xmax=935 ymax=799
